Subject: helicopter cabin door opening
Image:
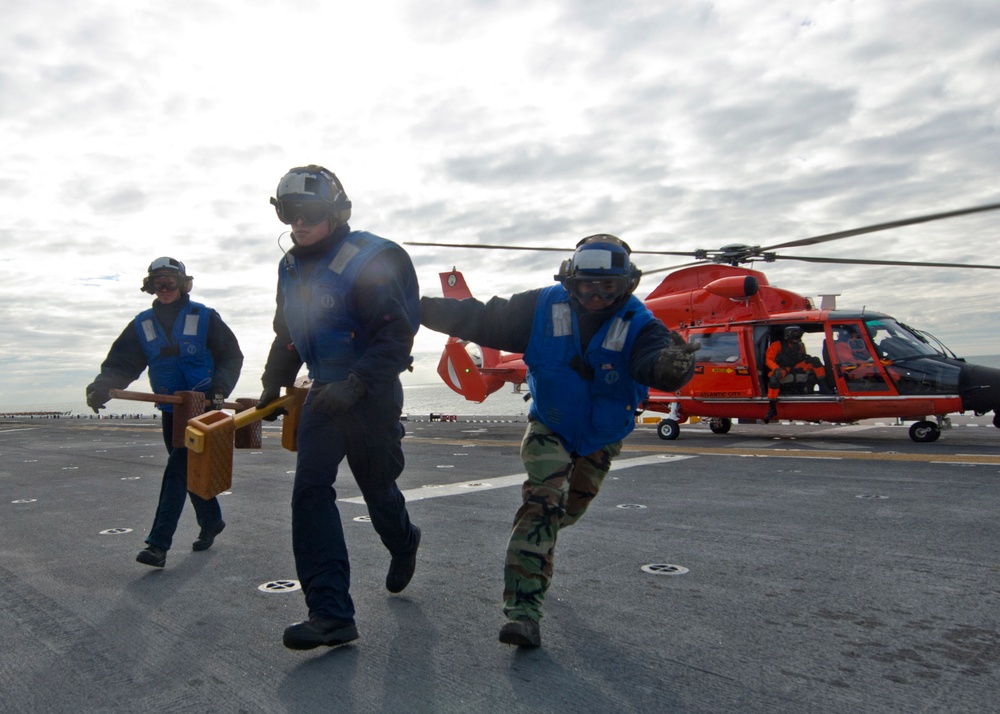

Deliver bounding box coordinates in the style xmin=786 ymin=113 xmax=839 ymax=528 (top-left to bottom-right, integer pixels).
xmin=759 ymin=324 xmax=833 ymax=398
xmin=683 ymin=328 xmax=756 ymax=398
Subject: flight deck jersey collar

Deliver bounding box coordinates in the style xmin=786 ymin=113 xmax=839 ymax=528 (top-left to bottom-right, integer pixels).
xmin=134 ymin=299 xmax=215 ymax=411
xmin=523 ymin=285 xmax=654 ymax=455
xmin=279 ymin=230 xmax=401 ymax=383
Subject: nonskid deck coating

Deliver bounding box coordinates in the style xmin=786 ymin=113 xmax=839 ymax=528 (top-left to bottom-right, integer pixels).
xmin=1 ymin=416 xmax=998 ymax=713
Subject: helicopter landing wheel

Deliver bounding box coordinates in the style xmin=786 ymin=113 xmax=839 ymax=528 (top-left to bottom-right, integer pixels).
xmin=708 ymin=417 xmax=732 ymax=435
xmin=909 ymin=420 xmax=941 ymax=443
xmin=657 ymin=419 xmax=680 ymax=440
xmin=993 ymin=412 xmax=1000 ymax=429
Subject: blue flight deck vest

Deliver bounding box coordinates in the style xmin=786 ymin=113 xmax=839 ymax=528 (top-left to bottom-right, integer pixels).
xmin=524 ymin=285 xmax=655 ymax=456
xmin=278 ymin=231 xmax=420 ymax=383
xmin=134 ymin=300 xmax=215 ymax=412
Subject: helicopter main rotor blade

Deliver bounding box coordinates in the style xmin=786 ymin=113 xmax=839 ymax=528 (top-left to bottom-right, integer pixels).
xmin=405 ymin=241 xmax=569 ymax=252
xmin=640 ymin=261 xmax=712 ymax=275
xmin=405 ymin=240 xmax=700 ymax=258
xmin=759 ymin=201 xmax=1000 ymax=252
xmin=776 ymin=254 xmax=1000 ymax=269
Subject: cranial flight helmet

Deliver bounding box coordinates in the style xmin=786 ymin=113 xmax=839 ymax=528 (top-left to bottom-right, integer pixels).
xmin=271 ymin=165 xmax=352 ymax=227
xmin=784 ymin=325 xmax=804 ymax=342
xmin=141 ymin=256 xmax=193 ymax=294
xmin=555 ymin=234 xmax=642 ymax=303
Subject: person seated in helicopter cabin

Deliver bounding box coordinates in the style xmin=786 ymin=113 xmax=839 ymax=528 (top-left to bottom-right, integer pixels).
xmin=764 ymin=325 xmax=827 ymax=421
xmin=833 ymin=326 xmax=879 ymax=381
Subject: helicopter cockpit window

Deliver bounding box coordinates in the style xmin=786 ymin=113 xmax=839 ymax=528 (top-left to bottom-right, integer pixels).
xmin=864 ymin=318 xmax=961 ymax=394
xmin=865 ymin=319 xmax=939 ymax=360
xmin=689 ymin=331 xmax=740 ymax=363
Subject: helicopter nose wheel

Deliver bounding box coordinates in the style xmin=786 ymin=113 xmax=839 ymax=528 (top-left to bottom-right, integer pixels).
xmin=657 ymin=418 xmax=680 ymax=440
xmin=908 ymin=420 xmax=941 ymax=443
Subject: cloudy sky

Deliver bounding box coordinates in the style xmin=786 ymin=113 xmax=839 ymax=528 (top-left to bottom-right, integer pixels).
xmin=2 ymin=0 xmax=999 ymax=412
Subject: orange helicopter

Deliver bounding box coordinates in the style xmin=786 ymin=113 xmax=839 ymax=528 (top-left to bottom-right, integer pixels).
xmin=409 ymin=203 xmax=1000 ymax=443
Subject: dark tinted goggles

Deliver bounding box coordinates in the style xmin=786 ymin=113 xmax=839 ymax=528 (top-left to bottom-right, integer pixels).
xmin=274 ymin=199 xmax=330 ymax=225
xmin=569 ymin=278 xmax=624 ymax=302
xmin=152 ymin=276 xmax=180 ymax=291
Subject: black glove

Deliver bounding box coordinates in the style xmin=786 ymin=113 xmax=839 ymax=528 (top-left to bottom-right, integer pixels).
xmin=211 ymin=393 xmax=226 ymax=411
xmin=653 ymin=333 xmax=701 ymax=391
xmin=257 ymin=384 xmax=286 ymax=421
xmin=310 ymin=373 xmax=367 ymax=416
xmin=86 ymin=386 xmax=110 ymax=414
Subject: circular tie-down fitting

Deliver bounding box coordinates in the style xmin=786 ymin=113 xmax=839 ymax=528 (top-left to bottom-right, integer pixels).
xmin=12 ymin=498 xmax=38 ymax=504
xmin=641 ymin=563 xmax=689 ymax=576
xmin=353 ymin=515 xmax=372 ymax=522
xmin=100 ymin=528 xmax=133 ymax=535
xmin=856 ymin=494 xmax=890 ymax=500
xmin=616 ymin=503 xmax=647 ymax=509
xmin=258 ymin=579 xmax=301 ymax=593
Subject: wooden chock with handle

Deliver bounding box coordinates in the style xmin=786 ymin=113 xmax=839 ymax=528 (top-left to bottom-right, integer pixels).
xmin=108 ymin=388 xmax=243 ymax=447
xmin=185 ymin=385 xmax=309 ymax=500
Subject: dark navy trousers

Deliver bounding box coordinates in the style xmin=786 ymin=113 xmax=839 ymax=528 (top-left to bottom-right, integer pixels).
xmin=145 ymin=411 xmax=223 ymax=550
xmin=292 ymin=379 xmax=418 ymax=622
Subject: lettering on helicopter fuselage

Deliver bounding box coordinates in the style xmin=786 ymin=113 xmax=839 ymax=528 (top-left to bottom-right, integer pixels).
xmin=699 ymin=391 xmax=747 ymax=397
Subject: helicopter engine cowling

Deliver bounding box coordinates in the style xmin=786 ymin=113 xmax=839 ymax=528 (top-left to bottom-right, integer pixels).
xmin=704 ymin=275 xmax=759 ymax=299
xmin=958 ymin=362 xmax=1000 ymax=417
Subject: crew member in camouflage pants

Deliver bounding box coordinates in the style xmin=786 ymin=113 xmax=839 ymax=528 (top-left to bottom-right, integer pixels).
xmin=420 ymin=235 xmax=698 ymax=647
xmin=504 ymin=420 xmax=623 ymax=623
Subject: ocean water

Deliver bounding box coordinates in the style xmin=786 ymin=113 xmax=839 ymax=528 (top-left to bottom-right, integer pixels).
xmin=966 ymin=354 xmax=1000 ymax=369
xmin=401 ymin=383 xmax=531 ymax=418
xmin=5 ymin=381 xmax=533 ymax=419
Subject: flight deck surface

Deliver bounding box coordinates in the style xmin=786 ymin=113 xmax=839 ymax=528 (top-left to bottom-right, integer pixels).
xmin=1 ymin=415 xmax=998 ymax=713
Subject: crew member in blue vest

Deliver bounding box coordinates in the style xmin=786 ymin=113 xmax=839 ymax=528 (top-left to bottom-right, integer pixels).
xmin=421 ymin=235 xmax=699 ymax=648
xmin=86 ymin=257 xmax=244 ymax=568
xmin=257 ymin=165 xmax=422 ymax=651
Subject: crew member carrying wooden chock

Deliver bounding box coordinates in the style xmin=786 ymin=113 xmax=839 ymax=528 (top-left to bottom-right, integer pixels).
xmin=85 ymin=257 xmax=244 ymax=569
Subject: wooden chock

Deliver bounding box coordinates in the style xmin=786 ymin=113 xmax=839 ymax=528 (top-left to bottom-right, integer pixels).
xmin=234 ymin=398 xmax=261 ymax=449
xmin=185 ymin=386 xmax=306 ymax=500
xmin=107 ymin=388 xmax=243 ymax=448
xmin=184 ymin=410 xmax=235 ymax=499
xmin=172 ymin=391 xmax=206 ymax=448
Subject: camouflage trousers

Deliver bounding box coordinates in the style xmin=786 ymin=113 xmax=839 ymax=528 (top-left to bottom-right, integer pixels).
xmin=502 ymin=419 xmax=622 ymax=622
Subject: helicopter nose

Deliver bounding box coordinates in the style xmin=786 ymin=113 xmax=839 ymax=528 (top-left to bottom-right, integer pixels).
xmin=958 ymin=362 xmax=1000 ymax=415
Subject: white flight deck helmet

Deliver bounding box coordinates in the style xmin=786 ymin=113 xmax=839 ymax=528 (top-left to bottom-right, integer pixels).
xmin=141 ymin=257 xmax=193 ymax=294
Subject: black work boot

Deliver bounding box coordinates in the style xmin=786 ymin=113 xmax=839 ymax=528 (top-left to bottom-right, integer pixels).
xmin=283 ymin=618 xmax=359 ymax=650
xmin=763 ymin=400 xmax=778 ymax=423
xmin=136 ymin=546 xmax=167 ymax=568
xmin=499 ymin=618 xmax=541 ymax=648
xmin=192 ymin=520 xmax=226 ymax=551
xmin=386 ymin=526 xmax=421 ymax=593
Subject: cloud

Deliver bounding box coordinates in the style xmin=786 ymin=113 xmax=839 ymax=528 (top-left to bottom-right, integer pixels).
xmin=1 ymin=0 xmax=999 ymax=412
